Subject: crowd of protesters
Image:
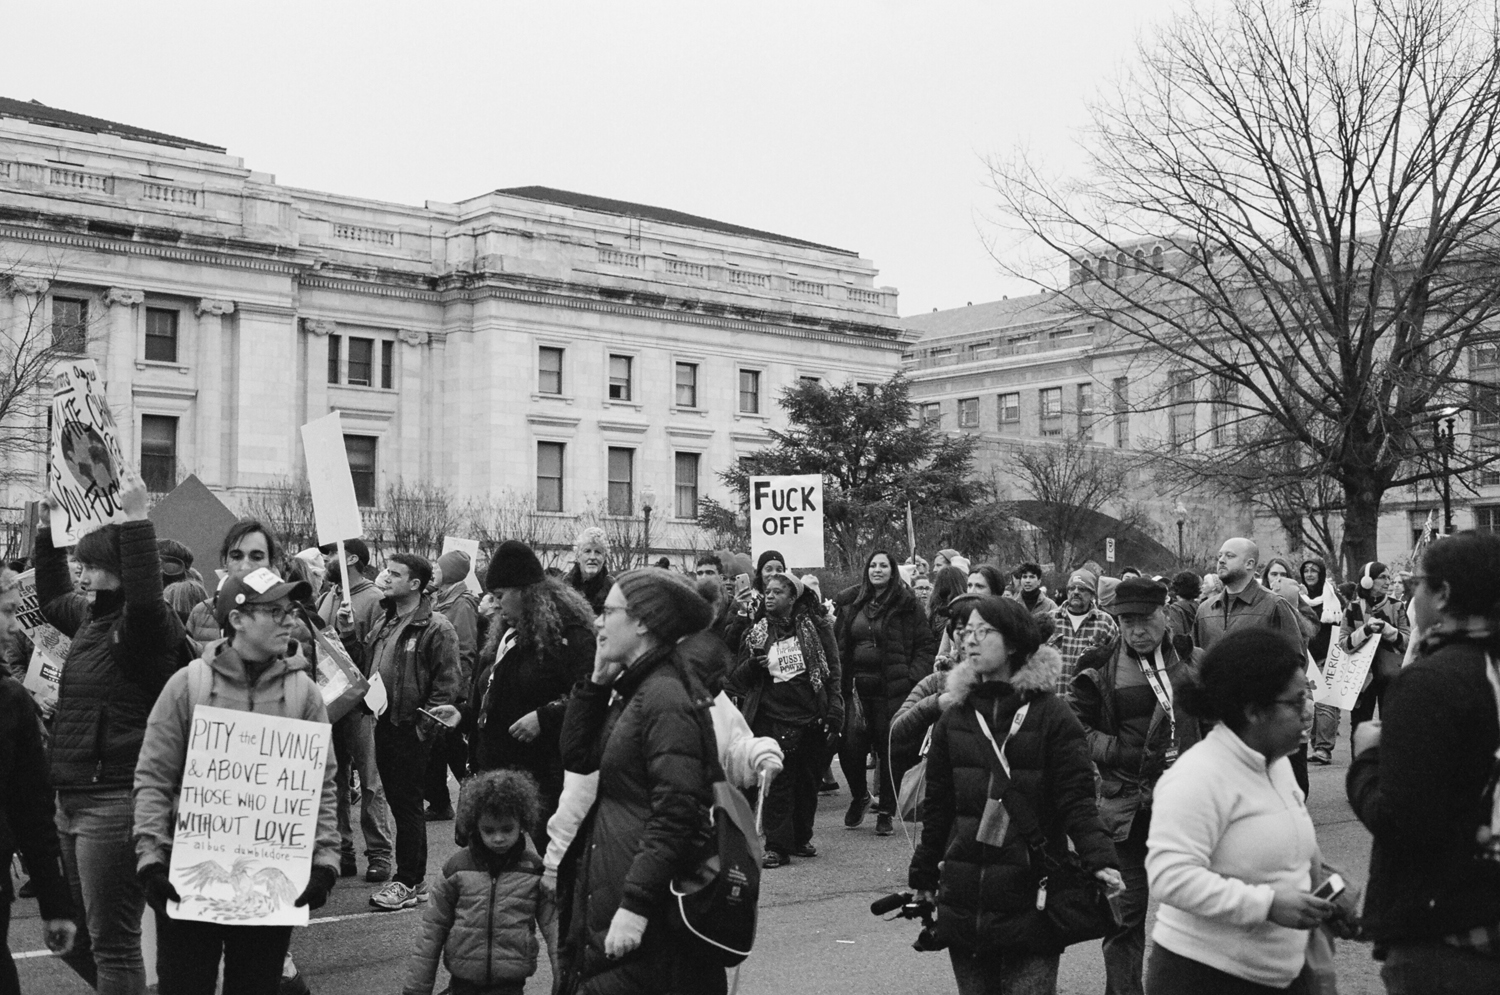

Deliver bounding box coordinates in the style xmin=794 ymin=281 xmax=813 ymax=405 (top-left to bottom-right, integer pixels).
xmin=2 ymin=490 xmax=1499 ymax=995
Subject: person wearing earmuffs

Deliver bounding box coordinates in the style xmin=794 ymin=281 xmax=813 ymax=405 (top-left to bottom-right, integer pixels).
xmin=1340 ymin=561 xmax=1409 ymax=758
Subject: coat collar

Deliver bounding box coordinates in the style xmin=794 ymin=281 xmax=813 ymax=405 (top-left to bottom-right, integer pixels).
xmin=947 ymin=644 xmax=1063 ymax=704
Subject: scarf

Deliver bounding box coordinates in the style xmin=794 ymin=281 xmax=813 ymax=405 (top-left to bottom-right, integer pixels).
xmin=747 ymin=610 xmax=829 ymax=693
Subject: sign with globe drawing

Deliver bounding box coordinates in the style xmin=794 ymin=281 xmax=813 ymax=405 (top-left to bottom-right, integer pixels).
xmin=47 ymin=359 xmax=130 ymax=546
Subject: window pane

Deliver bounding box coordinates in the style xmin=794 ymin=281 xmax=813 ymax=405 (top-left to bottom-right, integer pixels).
xmin=1476 ymin=506 xmax=1500 ymax=535
xmin=328 ymin=335 xmax=341 ymax=384
xmin=920 ymin=402 xmax=941 ymax=428
xmin=348 ymin=338 xmax=374 ymax=386
xmin=539 ymin=347 xmax=563 ymax=394
xmin=739 ymin=370 xmax=760 ymax=413
xmin=999 ymin=393 xmax=1019 ymax=424
xmin=609 ymin=355 xmax=632 ymax=401
xmin=675 ymin=363 xmax=698 ymax=407
xmin=958 ymin=398 xmax=979 ymax=428
xmin=140 ymin=415 xmax=177 ymax=493
xmin=536 ymin=442 xmax=563 ymax=512
xmin=144 ymin=308 xmax=178 ymax=363
xmin=607 ymin=447 xmax=633 ymax=515
xmin=344 ymin=435 xmax=377 ymax=507
xmin=381 ymin=340 xmax=394 ymax=389
xmin=675 ymin=452 xmax=699 ymax=519
xmin=52 ymin=298 xmax=88 ymax=353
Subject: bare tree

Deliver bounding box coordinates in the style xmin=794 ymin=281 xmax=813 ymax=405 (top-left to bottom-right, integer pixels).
xmin=235 ymin=477 xmax=318 ymax=557
xmin=988 ymin=0 xmax=1500 ymax=572
xmin=1000 ymin=437 xmax=1149 ymax=571
xmin=373 ymin=479 xmax=456 ymax=560
xmin=462 ymin=490 xmax=568 ymax=566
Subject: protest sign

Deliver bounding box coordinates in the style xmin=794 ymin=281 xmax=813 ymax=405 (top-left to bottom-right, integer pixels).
xmin=1314 ymin=635 xmax=1381 ymax=710
xmin=440 ymin=536 xmax=482 ymax=595
xmin=749 ymin=475 xmax=825 ymax=569
xmin=148 ymin=475 xmax=239 ymax=571
xmin=1305 ymin=651 xmax=1325 ymax=696
xmin=14 ymin=570 xmax=70 ymax=712
xmin=300 ymin=412 xmax=363 ymax=547
xmin=168 ymin=706 xmax=328 ymax=926
xmin=47 ymin=360 xmax=129 ymax=546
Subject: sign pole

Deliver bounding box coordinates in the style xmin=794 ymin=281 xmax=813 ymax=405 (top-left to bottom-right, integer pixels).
xmin=337 ymin=538 xmax=352 ymax=609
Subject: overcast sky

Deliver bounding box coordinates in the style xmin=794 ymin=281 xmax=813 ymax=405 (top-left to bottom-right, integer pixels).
xmin=2 ymin=0 xmax=1188 ymax=316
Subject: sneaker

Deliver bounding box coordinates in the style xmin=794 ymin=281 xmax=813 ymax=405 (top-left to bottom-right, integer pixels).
xmin=340 ymin=853 xmax=358 ymax=878
xmin=762 ymin=850 xmax=789 ymax=869
xmin=792 ymin=842 xmax=818 ymax=858
xmin=875 ymin=814 xmax=894 ymax=836
xmin=365 ymin=861 xmax=392 ymax=884
xmin=424 ymin=805 xmax=454 ymax=822
xmin=1309 ymin=751 xmax=1333 ymax=766
xmin=844 ymin=795 xmax=870 ymax=829
xmin=819 ymin=777 xmax=840 ymax=795
xmin=279 ymin=971 xmax=310 ymax=995
xmin=369 ymin=880 xmax=426 ymax=910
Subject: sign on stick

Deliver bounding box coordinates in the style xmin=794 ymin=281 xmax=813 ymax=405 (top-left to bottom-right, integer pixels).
xmin=1314 ymin=636 xmax=1381 ymax=710
xmin=299 ymin=412 xmax=363 ymax=546
xmin=48 ymin=360 xmax=129 ymax=546
xmin=749 ymin=475 xmax=825 ymax=569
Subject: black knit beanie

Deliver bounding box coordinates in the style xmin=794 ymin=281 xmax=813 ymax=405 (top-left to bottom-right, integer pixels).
xmin=616 ymin=568 xmax=713 ymax=644
xmin=485 ymin=540 xmax=545 ymax=590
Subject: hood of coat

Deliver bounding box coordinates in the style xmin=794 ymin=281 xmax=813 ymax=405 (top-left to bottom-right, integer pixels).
xmin=199 ymin=637 xmax=312 ymax=683
xmin=945 ymin=644 xmax=1062 ymax=704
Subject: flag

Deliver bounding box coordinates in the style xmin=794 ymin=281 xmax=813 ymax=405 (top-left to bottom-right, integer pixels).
xmin=906 ymin=501 xmax=916 ymax=558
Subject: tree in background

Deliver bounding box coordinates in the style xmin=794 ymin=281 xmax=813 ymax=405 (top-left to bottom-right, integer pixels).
xmin=999 ymin=437 xmax=1151 ymax=572
xmin=989 ymin=0 xmax=1500 ymax=573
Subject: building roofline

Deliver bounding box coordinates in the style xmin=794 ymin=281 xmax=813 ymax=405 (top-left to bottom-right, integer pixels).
xmin=0 ymin=97 xmax=225 ymax=153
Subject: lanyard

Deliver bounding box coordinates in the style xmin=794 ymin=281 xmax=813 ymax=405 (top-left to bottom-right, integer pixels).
xmin=974 ymin=703 xmax=1031 ymax=779
xmin=1136 ymin=648 xmax=1177 ymax=745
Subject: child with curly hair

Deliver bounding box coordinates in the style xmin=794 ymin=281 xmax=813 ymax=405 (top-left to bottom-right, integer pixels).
xmin=404 ymin=771 xmax=558 ymax=995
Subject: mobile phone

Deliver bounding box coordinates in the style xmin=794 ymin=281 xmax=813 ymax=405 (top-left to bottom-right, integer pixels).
xmin=418 ymin=706 xmax=448 ymax=725
xmin=1312 ymin=873 xmax=1345 ymax=902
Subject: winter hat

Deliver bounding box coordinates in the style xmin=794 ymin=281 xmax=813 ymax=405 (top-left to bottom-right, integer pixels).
xmin=437 ymin=549 xmax=472 ymax=587
xmin=157 ymin=538 xmax=194 ymax=579
xmin=764 ymin=571 xmax=803 ymax=601
xmin=1110 ymin=577 xmax=1169 ymax=616
xmin=936 ymin=548 xmax=961 ymax=566
xmin=574 ymin=526 xmax=610 ymax=555
xmin=1067 ymin=568 xmax=1099 ymax=594
xmin=615 ymin=568 xmax=713 ymax=644
xmin=949 ymin=555 xmax=972 ymax=574
xmin=1097 ymin=576 xmax=1121 ymax=610
xmin=756 ymin=549 xmax=786 ymax=575
xmin=799 ymin=574 xmax=823 ymax=597
xmin=485 ymin=541 xmax=544 ymax=590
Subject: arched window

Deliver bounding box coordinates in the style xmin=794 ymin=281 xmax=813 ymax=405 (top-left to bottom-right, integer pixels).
xmin=1151 ymin=245 xmax=1164 ymax=270
xmin=1098 ymin=257 xmax=1111 ymax=279
xmin=1116 ymin=251 xmax=1129 ymax=272
xmin=1134 ymin=249 xmax=1146 ymax=270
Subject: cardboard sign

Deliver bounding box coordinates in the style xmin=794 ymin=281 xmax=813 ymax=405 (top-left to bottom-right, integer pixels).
xmin=148 ymin=475 xmax=240 ymax=571
xmin=48 ymin=360 xmax=129 ymax=546
xmin=1314 ymin=635 xmax=1381 ymax=710
xmin=440 ymin=536 xmax=482 ymax=595
xmin=749 ymin=475 xmax=824 ymax=569
xmin=168 ymin=706 xmax=328 ymax=926
xmin=300 ymin=412 xmax=363 ymax=546
xmin=14 ymin=570 xmax=71 ymax=711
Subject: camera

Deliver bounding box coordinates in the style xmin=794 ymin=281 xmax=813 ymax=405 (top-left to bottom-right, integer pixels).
xmin=870 ymin=892 xmax=947 ymax=952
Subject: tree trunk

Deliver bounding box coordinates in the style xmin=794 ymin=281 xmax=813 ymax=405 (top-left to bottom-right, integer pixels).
xmin=1341 ymin=480 xmax=1382 ymax=576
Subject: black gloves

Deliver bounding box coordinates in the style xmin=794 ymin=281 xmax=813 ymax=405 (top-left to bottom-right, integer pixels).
xmin=295 ymin=865 xmax=337 ymax=910
xmin=138 ymin=864 xmax=180 ymax=913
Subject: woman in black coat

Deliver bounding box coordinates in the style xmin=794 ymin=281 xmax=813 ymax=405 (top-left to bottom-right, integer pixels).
xmin=910 ymin=596 xmax=1122 ymax=995
xmin=836 ymin=549 xmax=937 ymax=836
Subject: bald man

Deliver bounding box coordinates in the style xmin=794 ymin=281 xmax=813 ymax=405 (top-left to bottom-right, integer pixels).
xmin=1193 ymin=538 xmax=1307 ymax=654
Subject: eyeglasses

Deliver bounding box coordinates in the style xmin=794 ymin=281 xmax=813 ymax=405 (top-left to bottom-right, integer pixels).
xmin=958 ymin=623 xmax=1002 ymax=642
xmin=244 ymin=604 xmax=293 ymax=624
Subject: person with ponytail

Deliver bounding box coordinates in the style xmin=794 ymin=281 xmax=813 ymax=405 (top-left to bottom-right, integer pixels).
xmin=1347 ymin=532 xmax=1500 ymax=992
xmin=909 ymin=596 xmax=1122 ymax=994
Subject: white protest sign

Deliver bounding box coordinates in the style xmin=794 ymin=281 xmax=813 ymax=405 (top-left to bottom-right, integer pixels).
xmin=14 ymin=570 xmax=70 ymax=712
xmin=749 ymin=475 xmax=825 ymax=569
xmin=441 ymin=536 xmax=482 ymax=595
xmin=168 ymin=706 xmax=328 ymax=926
xmin=48 ymin=360 xmax=130 ymax=546
xmin=1304 ymin=651 xmax=1325 ymax=696
xmin=1314 ymin=635 xmax=1381 ymax=710
xmin=299 ymin=412 xmax=363 ymax=546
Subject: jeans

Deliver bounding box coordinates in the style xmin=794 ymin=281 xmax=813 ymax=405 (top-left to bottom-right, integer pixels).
xmin=1103 ymin=813 xmax=1149 ymax=995
xmin=154 ymin=910 xmax=292 ymax=995
xmin=333 ymin=712 xmax=393 ymax=864
xmin=949 ymin=945 xmax=1060 ymax=995
xmin=375 ymin=720 xmax=433 ymax=886
xmin=1350 ymin=671 xmax=1392 ymax=760
xmin=839 ymin=691 xmax=907 ymax=815
xmin=1146 ymin=944 xmax=1308 ymax=994
xmin=752 ymin=717 xmax=820 ymax=855
xmin=422 ymin=727 xmax=468 ymax=811
xmin=1310 ymin=703 xmax=1340 ymax=757
xmin=55 ymin=789 xmax=146 ymax=995
xmin=1380 ymin=941 xmax=1500 ymax=994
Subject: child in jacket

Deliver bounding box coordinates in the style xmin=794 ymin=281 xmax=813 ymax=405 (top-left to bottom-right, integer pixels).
xmin=405 ymin=770 xmax=558 ymax=995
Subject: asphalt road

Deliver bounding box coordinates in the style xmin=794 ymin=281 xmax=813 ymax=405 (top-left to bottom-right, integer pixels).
xmin=12 ymin=749 xmax=1386 ymax=995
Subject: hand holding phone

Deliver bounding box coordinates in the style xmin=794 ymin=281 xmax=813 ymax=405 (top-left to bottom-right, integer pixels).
xmin=1313 ymin=873 xmax=1346 ymax=902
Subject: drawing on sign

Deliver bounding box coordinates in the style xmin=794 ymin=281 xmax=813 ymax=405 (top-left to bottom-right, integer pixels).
xmin=15 ymin=570 xmax=70 ymax=711
xmin=177 ymin=858 xmax=300 ymax=921
xmin=48 ymin=360 xmax=130 ymax=545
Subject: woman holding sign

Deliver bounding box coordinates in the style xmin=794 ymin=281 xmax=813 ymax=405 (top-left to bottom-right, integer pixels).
xmin=1341 ymin=562 xmax=1410 ymax=759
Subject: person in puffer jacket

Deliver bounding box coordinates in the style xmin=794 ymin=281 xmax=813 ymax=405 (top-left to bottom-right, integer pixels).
xmin=405 ymin=770 xmax=558 ymax=995
xmin=37 ymin=474 xmax=190 ymax=995
xmin=910 ymin=596 xmax=1122 ymax=995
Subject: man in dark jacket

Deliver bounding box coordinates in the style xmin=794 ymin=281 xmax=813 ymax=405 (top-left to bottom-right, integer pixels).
xmin=1071 ymin=578 xmax=1203 ymax=995
xmin=37 ymin=475 xmax=188 ymax=994
xmin=354 ymin=553 xmax=460 ymax=911
xmin=423 ymin=549 xmax=481 ymax=821
xmin=1193 ymin=538 xmax=1307 ymax=655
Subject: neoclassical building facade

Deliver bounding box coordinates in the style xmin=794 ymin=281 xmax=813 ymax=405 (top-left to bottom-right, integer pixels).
xmin=0 ymin=99 xmax=910 ymax=542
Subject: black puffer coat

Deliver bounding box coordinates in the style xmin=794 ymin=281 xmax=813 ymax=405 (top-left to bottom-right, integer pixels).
xmin=37 ymin=520 xmax=189 ymax=790
xmin=909 ymin=647 xmax=1117 ymax=953
xmin=836 ymin=583 xmax=937 ymax=717
xmin=0 ymin=675 xmax=70 ymax=918
xmin=555 ymin=634 xmax=720 ymax=995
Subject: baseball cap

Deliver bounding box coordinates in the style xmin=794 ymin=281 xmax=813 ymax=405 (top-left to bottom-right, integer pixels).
xmin=215 ymin=567 xmax=312 ymax=629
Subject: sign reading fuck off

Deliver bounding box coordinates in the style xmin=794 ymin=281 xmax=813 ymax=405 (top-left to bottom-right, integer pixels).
xmin=749 ymin=474 xmax=825 ymax=569
xmin=48 ymin=360 xmax=130 ymax=546
xmin=168 ymin=707 xmax=328 ymax=926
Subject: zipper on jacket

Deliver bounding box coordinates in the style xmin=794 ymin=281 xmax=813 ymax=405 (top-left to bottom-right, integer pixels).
xmin=486 ymin=871 xmax=498 ymax=984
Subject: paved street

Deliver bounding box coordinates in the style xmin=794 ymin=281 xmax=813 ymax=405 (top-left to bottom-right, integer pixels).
xmin=12 ymin=753 xmax=1383 ymax=995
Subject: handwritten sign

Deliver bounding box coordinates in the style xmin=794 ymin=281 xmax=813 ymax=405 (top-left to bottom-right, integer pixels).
xmin=168 ymin=706 xmax=327 ymax=926
xmin=300 ymin=412 xmax=363 ymax=546
xmin=1314 ymin=636 xmax=1381 ymax=710
xmin=48 ymin=360 xmax=129 ymax=546
xmin=14 ymin=570 xmax=70 ymax=712
xmin=441 ymin=535 xmax=482 ymax=595
xmin=749 ymin=475 xmax=825 ymax=569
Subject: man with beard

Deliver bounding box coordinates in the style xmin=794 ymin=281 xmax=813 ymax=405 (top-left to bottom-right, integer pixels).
xmin=1193 ymin=538 xmax=1306 ymax=655
xmin=1047 ymin=568 xmax=1119 ymax=694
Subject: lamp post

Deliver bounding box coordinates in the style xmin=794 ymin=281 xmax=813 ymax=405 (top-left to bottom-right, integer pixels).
xmin=1433 ymin=415 xmax=1456 ymax=534
xmin=641 ymin=485 xmax=657 ymax=566
xmin=1173 ymin=499 xmax=1188 ymax=568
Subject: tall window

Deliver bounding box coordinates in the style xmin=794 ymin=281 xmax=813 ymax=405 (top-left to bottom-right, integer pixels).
xmin=608 ymin=355 xmax=633 ymax=401
xmin=675 ymin=362 xmax=698 ymax=407
xmin=538 ymin=346 xmax=564 ymax=394
xmin=1475 ymin=505 xmax=1500 ymax=535
xmin=1112 ymin=376 xmax=1130 ymax=448
xmin=1477 ymin=385 xmax=1500 ymax=427
xmin=607 ymin=447 xmax=634 ymax=515
xmin=1040 ymin=387 xmax=1063 ymax=436
xmin=1077 ymin=383 xmax=1094 ymax=441
xmin=536 ymin=442 xmax=564 ymax=512
xmin=958 ymin=397 xmax=979 ymax=428
xmin=347 ymin=337 xmax=374 ymax=387
xmin=139 ymin=415 xmax=178 ymax=493
xmin=144 ymin=308 xmax=179 ymax=363
xmin=998 ymin=392 xmax=1020 ymax=427
xmin=381 ymin=341 xmax=394 ymax=390
xmin=1169 ymin=371 xmax=1195 ymax=449
xmin=739 ymin=369 xmax=761 ymax=414
xmin=918 ymin=402 xmax=941 ymax=427
xmin=327 ymin=336 xmax=341 ymax=384
xmin=344 ymin=435 xmax=377 ymax=507
xmin=52 ymin=297 xmax=88 ymax=353
xmin=675 ymin=452 xmax=700 ymax=519
xmin=1211 ymin=376 xmax=1239 ymax=447
xmin=1409 ymin=508 xmax=1438 ymax=547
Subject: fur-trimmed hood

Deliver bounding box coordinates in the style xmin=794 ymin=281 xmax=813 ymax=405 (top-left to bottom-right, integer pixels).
xmin=945 ymin=644 xmax=1063 ymax=704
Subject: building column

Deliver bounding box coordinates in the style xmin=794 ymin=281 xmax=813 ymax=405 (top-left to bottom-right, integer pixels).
xmin=397 ymin=329 xmax=430 ymax=489
xmin=193 ymin=299 xmax=235 ymax=487
xmin=103 ymin=288 xmax=144 ymax=461
xmin=228 ymin=302 xmax=297 ymax=491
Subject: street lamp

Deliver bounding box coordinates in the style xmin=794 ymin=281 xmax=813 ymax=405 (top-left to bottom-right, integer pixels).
xmin=641 ymin=485 xmax=657 ymax=565
xmin=1432 ymin=411 xmax=1458 ymax=534
xmin=1173 ymin=499 xmax=1188 ymax=567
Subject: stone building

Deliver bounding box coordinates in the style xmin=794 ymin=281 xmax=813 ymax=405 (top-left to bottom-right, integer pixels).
xmin=0 ymin=98 xmax=909 ymax=553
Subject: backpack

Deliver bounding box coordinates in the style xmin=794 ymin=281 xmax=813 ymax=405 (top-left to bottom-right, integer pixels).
xmin=184 ymin=652 xmax=314 ymax=717
xmin=667 ymin=658 xmax=762 ymax=967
